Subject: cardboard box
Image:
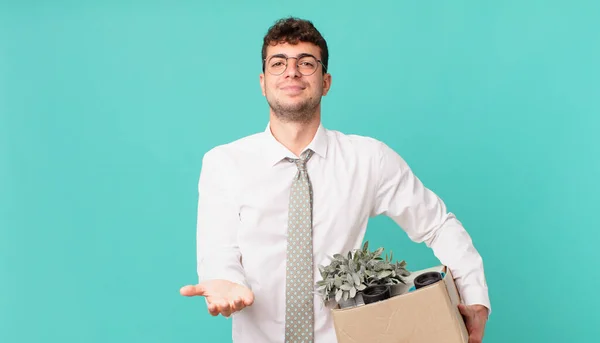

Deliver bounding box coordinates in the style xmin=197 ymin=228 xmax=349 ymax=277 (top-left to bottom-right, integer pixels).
xmin=331 ymin=265 xmax=469 ymax=343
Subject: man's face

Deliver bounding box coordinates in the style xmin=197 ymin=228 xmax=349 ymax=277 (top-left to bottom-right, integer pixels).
xmin=260 ymin=41 xmax=331 ymax=122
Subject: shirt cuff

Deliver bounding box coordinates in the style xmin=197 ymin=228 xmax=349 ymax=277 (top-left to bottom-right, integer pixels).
xmin=458 ymin=283 xmax=492 ymax=316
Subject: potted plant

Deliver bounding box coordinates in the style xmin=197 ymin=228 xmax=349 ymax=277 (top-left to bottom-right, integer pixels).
xmin=315 ymin=241 xmax=411 ymax=308
xmin=357 ymin=241 xmax=411 ymax=298
xmin=315 ymin=248 xmax=367 ymax=308
xmin=368 ymin=248 xmax=411 ymax=297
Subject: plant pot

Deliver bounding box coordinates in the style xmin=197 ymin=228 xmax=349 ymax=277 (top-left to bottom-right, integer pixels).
xmin=389 ymin=283 xmax=409 ymax=297
xmin=354 ymin=292 xmax=365 ymax=306
xmin=414 ymin=271 xmax=443 ymax=290
xmin=337 ymin=292 xmax=365 ymax=308
xmin=361 ymin=285 xmax=390 ymax=305
xmin=338 ymin=298 xmax=356 ymax=309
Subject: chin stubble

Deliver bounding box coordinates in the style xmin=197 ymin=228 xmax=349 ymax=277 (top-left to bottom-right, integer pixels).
xmin=266 ymin=91 xmax=321 ymax=123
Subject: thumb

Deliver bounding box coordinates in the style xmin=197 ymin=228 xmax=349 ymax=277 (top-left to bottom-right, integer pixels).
xmin=180 ymin=284 xmax=206 ymax=297
xmin=458 ymin=303 xmax=472 ymax=317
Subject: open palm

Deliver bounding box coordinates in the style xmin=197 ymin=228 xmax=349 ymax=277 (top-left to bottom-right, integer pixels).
xmin=180 ymin=280 xmax=254 ymax=317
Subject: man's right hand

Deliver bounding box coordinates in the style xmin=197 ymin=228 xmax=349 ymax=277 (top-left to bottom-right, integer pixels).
xmin=180 ymin=280 xmax=255 ymax=317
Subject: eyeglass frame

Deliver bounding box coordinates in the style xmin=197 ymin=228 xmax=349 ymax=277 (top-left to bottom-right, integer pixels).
xmin=262 ymin=53 xmax=327 ymax=76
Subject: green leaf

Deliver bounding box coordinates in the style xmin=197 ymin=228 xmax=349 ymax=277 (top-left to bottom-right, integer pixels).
xmin=352 ymin=273 xmax=360 ymax=286
xmin=357 ymin=283 xmax=367 ymax=291
xmin=334 ymin=277 xmax=342 ymax=287
xmin=362 ymin=241 xmax=369 ymax=252
xmin=346 ymin=273 xmax=354 ymax=284
xmin=350 ymin=286 xmax=357 ymax=298
xmin=374 ymin=247 xmax=384 ymax=257
xmin=343 ymin=290 xmax=349 ymax=301
xmin=377 ymin=270 xmax=392 ymax=279
xmin=335 ymin=289 xmax=343 ymax=303
xmin=340 ymin=283 xmax=352 ymax=291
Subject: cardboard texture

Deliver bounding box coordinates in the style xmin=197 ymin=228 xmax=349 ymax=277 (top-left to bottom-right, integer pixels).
xmin=331 ymin=265 xmax=469 ymax=343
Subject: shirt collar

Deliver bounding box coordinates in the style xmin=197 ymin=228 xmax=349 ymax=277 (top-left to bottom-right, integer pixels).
xmin=263 ymin=122 xmax=328 ymax=167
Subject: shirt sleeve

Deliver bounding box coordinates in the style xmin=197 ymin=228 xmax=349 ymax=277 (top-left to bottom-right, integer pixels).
xmin=196 ymin=148 xmax=249 ymax=289
xmin=370 ymin=141 xmax=491 ymax=313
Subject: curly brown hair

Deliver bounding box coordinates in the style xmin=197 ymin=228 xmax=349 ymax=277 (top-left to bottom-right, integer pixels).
xmin=261 ymin=17 xmax=329 ymax=74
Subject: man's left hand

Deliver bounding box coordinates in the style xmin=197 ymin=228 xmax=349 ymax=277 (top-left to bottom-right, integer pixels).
xmin=458 ymin=304 xmax=489 ymax=343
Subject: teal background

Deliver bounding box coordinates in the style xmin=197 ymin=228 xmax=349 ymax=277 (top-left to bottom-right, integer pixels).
xmin=2 ymin=1 xmax=599 ymax=342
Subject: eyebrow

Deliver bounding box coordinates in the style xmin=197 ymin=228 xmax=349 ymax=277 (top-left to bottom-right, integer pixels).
xmin=268 ymin=53 xmax=317 ymax=59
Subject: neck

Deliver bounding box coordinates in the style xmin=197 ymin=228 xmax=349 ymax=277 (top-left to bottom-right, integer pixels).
xmin=269 ymin=112 xmax=321 ymax=157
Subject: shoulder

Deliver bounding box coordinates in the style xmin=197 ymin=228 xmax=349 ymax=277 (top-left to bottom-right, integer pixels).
xmin=197 ymin=131 xmax=266 ymax=188
xmin=324 ymin=128 xmax=391 ymax=155
xmin=202 ymin=131 xmax=265 ymax=164
xmin=325 ymin=128 xmax=409 ymax=170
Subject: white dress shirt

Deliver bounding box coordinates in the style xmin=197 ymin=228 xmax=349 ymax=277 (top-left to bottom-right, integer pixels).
xmin=195 ymin=122 xmax=491 ymax=343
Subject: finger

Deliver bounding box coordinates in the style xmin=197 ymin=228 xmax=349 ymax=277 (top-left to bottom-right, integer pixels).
xmin=242 ymin=293 xmax=255 ymax=306
xmin=207 ymin=303 xmax=220 ymax=316
xmin=231 ymin=297 xmax=245 ymax=312
xmin=180 ymin=284 xmax=205 ymax=297
xmin=458 ymin=304 xmax=476 ymax=324
xmin=214 ymin=298 xmax=231 ymax=314
xmin=219 ymin=301 xmax=233 ymax=317
xmin=458 ymin=303 xmax=472 ymax=317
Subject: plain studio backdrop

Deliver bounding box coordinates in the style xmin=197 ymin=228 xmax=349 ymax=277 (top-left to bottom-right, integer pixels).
xmin=1 ymin=1 xmax=598 ymax=342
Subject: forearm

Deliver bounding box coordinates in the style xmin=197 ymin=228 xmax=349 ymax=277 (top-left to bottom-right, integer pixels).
xmin=426 ymin=214 xmax=491 ymax=312
xmin=197 ymin=247 xmax=249 ymax=288
xmin=195 ymin=147 xmax=249 ymax=288
xmin=195 ymin=190 xmax=249 ymax=288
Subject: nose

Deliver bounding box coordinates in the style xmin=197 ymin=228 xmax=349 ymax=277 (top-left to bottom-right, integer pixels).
xmin=284 ymin=58 xmax=301 ymax=78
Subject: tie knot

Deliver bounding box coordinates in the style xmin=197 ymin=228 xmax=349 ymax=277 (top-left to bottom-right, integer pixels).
xmin=286 ymin=149 xmax=313 ymax=171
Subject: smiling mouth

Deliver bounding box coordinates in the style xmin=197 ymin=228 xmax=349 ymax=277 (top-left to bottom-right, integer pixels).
xmin=281 ymin=85 xmax=304 ymax=91
xmin=280 ymin=85 xmax=306 ymax=96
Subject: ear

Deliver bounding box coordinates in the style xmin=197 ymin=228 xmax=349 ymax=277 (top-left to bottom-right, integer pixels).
xmin=259 ymin=73 xmax=266 ymax=96
xmin=322 ymin=73 xmax=332 ymax=96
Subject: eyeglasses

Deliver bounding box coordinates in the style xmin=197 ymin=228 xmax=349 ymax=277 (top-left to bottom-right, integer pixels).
xmin=264 ymin=53 xmax=326 ymax=76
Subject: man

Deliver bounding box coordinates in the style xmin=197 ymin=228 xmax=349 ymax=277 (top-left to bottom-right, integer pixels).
xmin=180 ymin=17 xmax=490 ymax=343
